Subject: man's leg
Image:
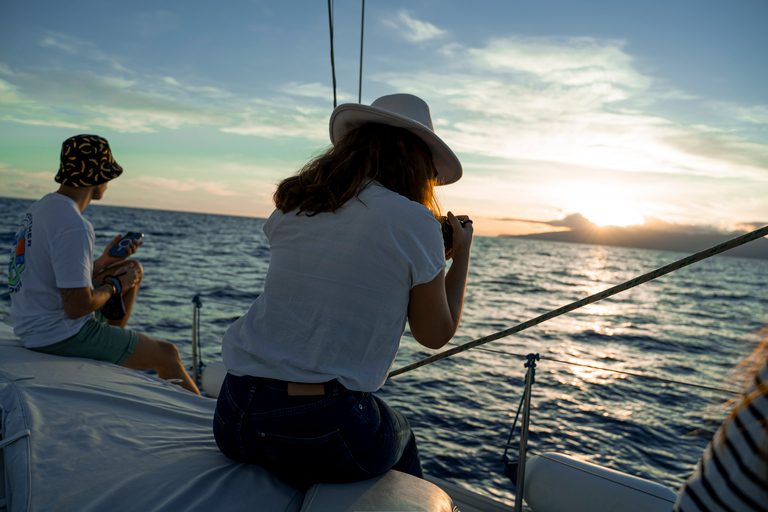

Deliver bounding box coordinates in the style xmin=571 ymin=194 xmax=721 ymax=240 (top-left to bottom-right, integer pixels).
xmin=94 ymin=259 xmax=142 ymax=328
xmin=121 ymin=333 xmax=201 ymax=395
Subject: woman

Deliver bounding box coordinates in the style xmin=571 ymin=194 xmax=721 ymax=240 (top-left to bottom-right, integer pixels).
xmin=213 ymin=93 xmax=473 ymax=487
xmin=674 ymin=328 xmax=768 ymax=511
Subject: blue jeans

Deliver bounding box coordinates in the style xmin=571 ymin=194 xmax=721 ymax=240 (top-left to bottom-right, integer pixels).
xmin=213 ymin=373 xmax=423 ymax=488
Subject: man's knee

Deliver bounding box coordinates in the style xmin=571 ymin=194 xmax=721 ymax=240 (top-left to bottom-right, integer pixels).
xmin=157 ymin=339 xmax=182 ymax=365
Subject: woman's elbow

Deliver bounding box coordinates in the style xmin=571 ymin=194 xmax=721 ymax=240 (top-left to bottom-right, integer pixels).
xmin=412 ymin=323 xmax=455 ymax=350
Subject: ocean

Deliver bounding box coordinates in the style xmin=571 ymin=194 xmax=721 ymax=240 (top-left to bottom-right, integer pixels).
xmin=2 ymin=195 xmax=767 ymax=507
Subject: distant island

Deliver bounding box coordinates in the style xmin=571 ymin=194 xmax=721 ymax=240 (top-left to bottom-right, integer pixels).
xmin=499 ymin=214 xmax=768 ymax=260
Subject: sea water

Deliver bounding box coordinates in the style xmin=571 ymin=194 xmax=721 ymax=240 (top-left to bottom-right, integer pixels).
xmin=2 ymin=196 xmax=767 ymax=506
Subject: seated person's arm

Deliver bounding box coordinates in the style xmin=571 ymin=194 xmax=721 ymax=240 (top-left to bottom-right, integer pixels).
xmin=408 ymin=271 xmax=457 ymax=349
xmin=59 ymin=285 xmax=115 ymax=320
xmin=408 ymin=214 xmax=473 ymax=350
xmin=59 ymin=266 xmax=141 ymax=319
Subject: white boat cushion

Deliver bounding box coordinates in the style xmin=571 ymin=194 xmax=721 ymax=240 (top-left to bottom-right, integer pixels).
xmin=300 ymin=470 xmax=454 ymax=512
xmin=0 ymin=323 xmax=303 ymax=512
xmin=0 ymin=323 xmax=455 ymax=512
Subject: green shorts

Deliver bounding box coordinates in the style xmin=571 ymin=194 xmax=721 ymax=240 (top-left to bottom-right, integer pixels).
xmin=31 ymin=310 xmax=139 ymax=365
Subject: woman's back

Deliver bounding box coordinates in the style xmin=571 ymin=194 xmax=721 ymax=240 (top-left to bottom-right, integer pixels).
xmin=222 ymin=182 xmax=445 ymax=392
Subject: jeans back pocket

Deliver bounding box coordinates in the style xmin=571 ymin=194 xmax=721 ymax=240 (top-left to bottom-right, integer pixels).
xmin=259 ymin=428 xmax=371 ymax=486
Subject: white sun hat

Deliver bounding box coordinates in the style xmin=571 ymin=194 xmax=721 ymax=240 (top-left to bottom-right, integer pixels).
xmin=329 ymin=93 xmax=463 ymax=185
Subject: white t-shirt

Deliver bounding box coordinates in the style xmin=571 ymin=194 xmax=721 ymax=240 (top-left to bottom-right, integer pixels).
xmin=222 ymin=182 xmax=446 ymax=392
xmin=9 ymin=193 xmax=94 ymax=347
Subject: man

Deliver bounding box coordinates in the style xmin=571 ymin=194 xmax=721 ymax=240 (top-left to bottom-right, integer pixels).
xmin=8 ymin=134 xmax=200 ymax=394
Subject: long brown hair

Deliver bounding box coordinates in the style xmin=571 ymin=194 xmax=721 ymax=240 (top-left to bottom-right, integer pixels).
xmin=722 ymin=327 xmax=768 ymax=464
xmin=274 ymin=123 xmax=441 ymax=216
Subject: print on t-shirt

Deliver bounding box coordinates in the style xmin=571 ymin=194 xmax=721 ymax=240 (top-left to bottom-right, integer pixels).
xmin=9 ymin=213 xmax=32 ymax=293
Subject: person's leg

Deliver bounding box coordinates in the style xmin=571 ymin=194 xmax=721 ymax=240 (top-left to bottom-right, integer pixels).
xmin=94 ymin=259 xmax=142 ymax=328
xmin=120 ymin=333 xmax=200 ymax=395
xmin=365 ymin=394 xmax=423 ymax=478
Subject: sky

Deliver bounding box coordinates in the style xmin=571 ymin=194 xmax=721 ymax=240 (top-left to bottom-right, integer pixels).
xmin=1 ymin=0 xmax=766 ymax=238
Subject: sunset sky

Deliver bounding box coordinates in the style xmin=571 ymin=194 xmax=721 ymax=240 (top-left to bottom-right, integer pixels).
xmin=1 ymin=0 xmax=766 ymax=237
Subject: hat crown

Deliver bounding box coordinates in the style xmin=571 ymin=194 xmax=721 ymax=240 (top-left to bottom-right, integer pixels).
xmin=329 ymin=93 xmax=462 ymax=185
xmin=370 ymin=94 xmax=434 ymax=132
xmin=55 ymin=134 xmax=123 ymax=188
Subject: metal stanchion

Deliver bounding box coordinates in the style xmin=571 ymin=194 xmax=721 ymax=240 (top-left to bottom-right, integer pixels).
xmin=514 ymin=353 xmax=539 ymax=512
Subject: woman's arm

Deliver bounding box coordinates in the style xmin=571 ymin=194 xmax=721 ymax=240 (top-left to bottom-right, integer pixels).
xmin=407 ymin=213 xmax=473 ymax=349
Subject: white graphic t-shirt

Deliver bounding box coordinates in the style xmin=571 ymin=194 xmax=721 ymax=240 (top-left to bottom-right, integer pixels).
xmin=9 ymin=193 xmax=94 ymax=347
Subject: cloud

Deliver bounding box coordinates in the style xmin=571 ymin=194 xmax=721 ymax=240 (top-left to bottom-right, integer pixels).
xmin=502 ymin=214 xmax=768 ymax=258
xmin=495 ymin=212 xmax=596 ymax=231
xmin=0 ymin=79 xmax=30 ymax=105
xmin=282 ymin=81 xmax=335 ymax=100
xmin=383 ymin=10 xmax=447 ymax=43
xmin=375 ymin=36 xmax=768 ymax=181
xmin=220 ymin=99 xmax=328 ymax=141
xmin=40 ymin=32 xmax=133 ymax=73
xmin=1 ymin=34 xmax=332 ymax=140
xmin=0 ymin=115 xmax=86 ymax=129
xmin=41 ymin=36 xmax=78 ymax=54
xmin=131 ymin=176 xmax=242 ymax=196
xmin=162 ymin=76 xmax=233 ymax=100
xmin=0 ymin=163 xmax=56 ymax=197
xmin=469 ymin=37 xmax=648 ymax=90
xmin=83 ymin=105 xmax=226 ymax=133
xmin=738 ymin=105 xmax=768 ymax=125
xmin=0 ymin=63 xmax=21 ymax=77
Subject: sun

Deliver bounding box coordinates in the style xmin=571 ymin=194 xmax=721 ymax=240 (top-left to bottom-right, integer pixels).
xmin=580 ymin=202 xmax=645 ymax=227
xmin=561 ymin=183 xmax=646 ymax=227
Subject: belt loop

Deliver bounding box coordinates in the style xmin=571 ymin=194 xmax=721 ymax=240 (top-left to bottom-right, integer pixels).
xmin=332 ymin=380 xmax=339 ymax=396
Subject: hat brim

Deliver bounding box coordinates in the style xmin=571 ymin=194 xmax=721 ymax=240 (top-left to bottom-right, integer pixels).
xmin=329 ymin=103 xmax=462 ymax=186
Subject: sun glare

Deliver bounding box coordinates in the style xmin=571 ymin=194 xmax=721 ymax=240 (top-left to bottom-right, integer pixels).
xmin=561 ymin=183 xmax=646 ymax=227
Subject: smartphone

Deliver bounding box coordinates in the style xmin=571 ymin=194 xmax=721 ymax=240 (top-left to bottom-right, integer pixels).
xmin=108 ymin=232 xmax=144 ymax=257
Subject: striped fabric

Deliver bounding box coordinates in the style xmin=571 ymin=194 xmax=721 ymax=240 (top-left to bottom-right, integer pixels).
xmin=675 ymin=362 xmax=768 ymax=512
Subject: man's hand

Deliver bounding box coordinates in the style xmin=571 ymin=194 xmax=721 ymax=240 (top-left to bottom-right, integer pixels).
xmin=110 ymin=261 xmax=143 ymax=292
xmin=94 ymin=234 xmax=142 ymax=274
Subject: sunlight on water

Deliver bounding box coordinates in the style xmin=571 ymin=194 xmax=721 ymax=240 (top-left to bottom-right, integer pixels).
xmin=568 ymin=358 xmax=622 ymax=386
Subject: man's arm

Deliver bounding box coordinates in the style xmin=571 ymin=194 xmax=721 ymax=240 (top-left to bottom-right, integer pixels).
xmin=59 ymin=285 xmax=115 ymax=319
xmin=60 ymin=264 xmax=142 ymax=319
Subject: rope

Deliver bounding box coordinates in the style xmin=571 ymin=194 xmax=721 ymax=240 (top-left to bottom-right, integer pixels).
xmin=327 ymin=0 xmax=337 ymax=108
xmin=389 ymin=225 xmax=768 ymax=378
xmin=358 ymin=0 xmax=365 ymax=104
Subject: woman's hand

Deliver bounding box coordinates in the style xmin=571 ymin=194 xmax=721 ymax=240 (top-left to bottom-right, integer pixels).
xmin=444 ymin=211 xmax=473 ymax=261
xmin=409 ymin=212 xmax=474 ymax=349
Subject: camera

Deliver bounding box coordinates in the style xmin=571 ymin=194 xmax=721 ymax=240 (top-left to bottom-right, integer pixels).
xmin=439 ymin=216 xmax=466 ymax=250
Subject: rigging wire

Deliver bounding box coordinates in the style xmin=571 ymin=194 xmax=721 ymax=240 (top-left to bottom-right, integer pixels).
xmin=389 ymin=224 xmax=768 ymax=379
xmin=327 ymin=0 xmax=337 ymax=108
xmin=358 ymin=0 xmax=365 ymax=103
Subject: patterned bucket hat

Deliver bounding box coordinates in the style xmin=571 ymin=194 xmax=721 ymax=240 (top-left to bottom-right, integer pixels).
xmin=55 ymin=134 xmax=123 ymax=187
